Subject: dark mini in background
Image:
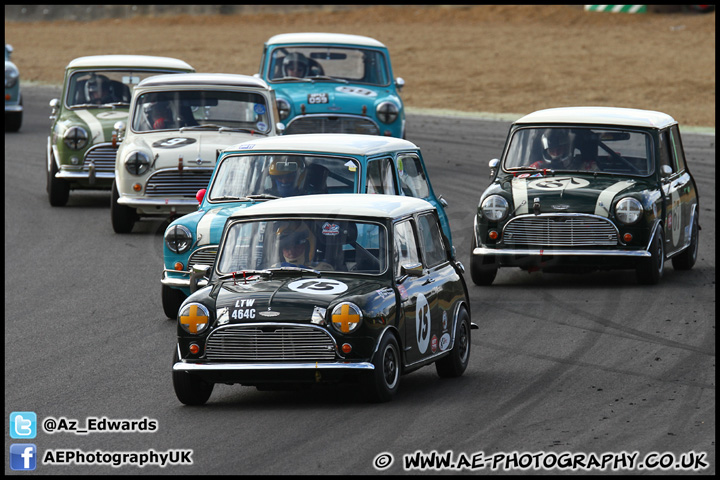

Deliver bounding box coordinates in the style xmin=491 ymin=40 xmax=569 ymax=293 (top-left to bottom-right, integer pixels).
xmin=471 ymin=107 xmax=699 ymax=285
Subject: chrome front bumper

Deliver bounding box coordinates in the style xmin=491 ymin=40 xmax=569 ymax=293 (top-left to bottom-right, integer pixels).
xmin=472 ymin=247 xmax=651 ymax=258
xmin=173 ymin=361 xmax=374 ymax=372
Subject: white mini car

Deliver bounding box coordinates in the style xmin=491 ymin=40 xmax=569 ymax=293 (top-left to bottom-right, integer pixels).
xmin=111 ymin=73 xmax=282 ymax=233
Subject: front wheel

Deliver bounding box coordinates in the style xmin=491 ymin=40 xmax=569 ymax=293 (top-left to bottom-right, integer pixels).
xmin=47 ymin=153 xmax=70 ymax=206
xmin=637 ymin=230 xmax=664 ymax=285
xmin=362 ymin=334 xmax=400 ymax=403
xmin=435 ymin=306 xmax=471 ymax=378
xmin=172 ymin=348 xmax=213 ymax=406
xmin=111 ymin=181 xmax=137 ymax=233
xmin=162 ymin=284 xmax=187 ymax=319
xmin=470 ymin=236 xmax=497 ymax=286
xmin=672 ymin=212 xmax=699 ymax=271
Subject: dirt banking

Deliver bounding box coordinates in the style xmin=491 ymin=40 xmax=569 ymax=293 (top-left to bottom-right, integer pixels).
xmin=5 ymin=5 xmax=715 ymax=127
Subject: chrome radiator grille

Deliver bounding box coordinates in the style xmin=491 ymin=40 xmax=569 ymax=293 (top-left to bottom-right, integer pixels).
xmin=286 ymin=115 xmax=379 ymax=135
xmin=503 ymin=215 xmax=618 ymax=247
xmin=205 ymin=325 xmax=337 ymax=361
xmin=188 ymin=246 xmax=217 ymax=268
xmin=145 ymin=169 xmax=212 ymax=197
xmin=83 ymin=144 xmax=118 ymax=173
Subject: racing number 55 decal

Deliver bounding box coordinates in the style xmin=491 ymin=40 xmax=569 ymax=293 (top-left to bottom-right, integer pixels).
xmin=415 ymin=293 xmax=431 ymax=354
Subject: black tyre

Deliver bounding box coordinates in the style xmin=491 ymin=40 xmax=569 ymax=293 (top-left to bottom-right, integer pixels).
xmin=671 ymin=212 xmax=699 ymax=271
xmin=637 ymin=230 xmax=664 ymax=285
xmin=5 ymin=109 xmax=22 ymax=132
xmin=435 ymin=306 xmax=471 ymax=378
xmin=470 ymin=236 xmax=497 ymax=286
xmin=172 ymin=348 xmax=213 ymax=406
xmin=363 ymin=334 xmax=401 ymax=403
xmin=111 ymin=181 xmax=137 ymax=233
xmin=162 ymin=285 xmax=187 ymax=319
xmin=47 ymin=154 xmax=70 ymax=207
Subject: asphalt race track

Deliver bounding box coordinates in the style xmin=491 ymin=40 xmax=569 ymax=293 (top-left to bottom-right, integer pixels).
xmin=5 ymin=85 xmax=715 ymax=475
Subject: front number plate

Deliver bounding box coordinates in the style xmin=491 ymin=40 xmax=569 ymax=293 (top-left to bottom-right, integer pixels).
xmin=308 ymin=93 xmax=329 ymax=104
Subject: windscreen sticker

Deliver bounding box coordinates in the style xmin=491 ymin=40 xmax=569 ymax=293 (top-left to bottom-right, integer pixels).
xmin=254 ymin=104 xmax=266 ymax=115
xmin=152 ymin=137 xmax=197 ymax=149
xmin=321 ymin=222 xmax=340 ymax=236
xmin=335 ymin=86 xmax=377 ymax=97
xmin=287 ymin=279 xmax=348 ymax=295
xmin=256 ymin=121 xmax=268 ymax=132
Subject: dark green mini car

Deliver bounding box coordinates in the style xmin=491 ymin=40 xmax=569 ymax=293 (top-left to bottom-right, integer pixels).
xmin=172 ymin=194 xmax=474 ymax=405
xmin=471 ymin=107 xmax=700 ymax=285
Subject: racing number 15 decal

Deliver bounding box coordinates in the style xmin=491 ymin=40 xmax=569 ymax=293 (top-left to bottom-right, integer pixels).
xmin=287 ymin=279 xmax=348 ymax=295
xmin=416 ymin=293 xmax=431 ymax=354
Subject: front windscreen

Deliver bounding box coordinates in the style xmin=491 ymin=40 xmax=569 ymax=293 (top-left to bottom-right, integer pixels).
xmin=216 ymin=218 xmax=387 ymax=275
xmin=504 ymin=127 xmax=653 ymax=176
xmin=269 ymin=46 xmax=389 ymax=85
xmin=67 ymin=69 xmax=162 ymax=107
xmin=208 ymin=154 xmax=359 ymax=200
xmin=131 ymin=90 xmax=270 ymax=133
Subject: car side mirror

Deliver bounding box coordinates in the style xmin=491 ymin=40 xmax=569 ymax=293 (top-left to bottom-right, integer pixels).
xmin=489 ymin=158 xmax=500 ymax=179
xmin=189 ymin=264 xmax=212 ymax=293
xmin=49 ymin=98 xmax=59 ymax=119
xmin=400 ymin=262 xmax=423 ymax=278
xmin=196 ymin=188 xmax=206 ymax=204
xmin=438 ymin=195 xmax=448 ymax=208
xmin=276 ymin=122 xmax=286 ymax=135
xmin=395 ymin=77 xmax=405 ymax=91
xmin=112 ymin=120 xmax=126 ymax=147
xmin=661 ymin=165 xmax=673 ymax=177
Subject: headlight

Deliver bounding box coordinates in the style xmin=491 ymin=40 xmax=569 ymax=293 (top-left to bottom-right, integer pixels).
xmin=615 ymin=197 xmax=643 ymax=225
xmin=63 ymin=126 xmax=88 ymax=150
xmin=376 ymin=101 xmax=399 ymax=124
xmin=125 ymin=151 xmax=151 ymax=175
xmin=5 ymin=64 xmax=19 ymax=88
xmin=277 ymin=98 xmax=291 ymax=120
xmin=178 ymin=303 xmax=210 ymax=334
xmin=330 ymin=302 xmax=363 ymax=334
xmin=165 ymin=224 xmax=193 ymax=254
xmin=481 ymin=195 xmax=509 ymax=221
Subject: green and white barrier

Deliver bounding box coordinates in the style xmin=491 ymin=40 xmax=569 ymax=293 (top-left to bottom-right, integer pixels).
xmin=584 ymin=5 xmax=648 ymax=13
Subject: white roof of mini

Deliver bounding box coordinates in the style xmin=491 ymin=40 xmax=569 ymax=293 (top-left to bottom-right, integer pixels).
xmin=66 ymin=55 xmax=193 ymax=71
xmin=515 ymin=106 xmax=677 ymax=129
xmin=266 ymin=32 xmax=386 ymax=48
xmin=137 ymin=72 xmax=269 ymax=89
xmin=229 ymin=194 xmax=434 ymax=220
xmin=226 ymin=134 xmax=418 ymax=156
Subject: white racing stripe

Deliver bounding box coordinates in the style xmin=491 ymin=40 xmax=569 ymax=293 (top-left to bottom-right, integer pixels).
xmin=74 ymin=110 xmax=106 ymax=143
xmin=195 ymin=208 xmax=225 ymax=246
xmin=595 ymin=180 xmax=635 ymax=216
xmin=511 ymin=177 xmax=529 ymax=215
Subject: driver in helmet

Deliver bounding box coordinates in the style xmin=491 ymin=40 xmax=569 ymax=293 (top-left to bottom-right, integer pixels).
xmin=143 ymin=100 xmax=174 ymax=130
xmin=274 ymin=222 xmax=333 ymax=270
xmin=529 ymin=129 xmax=578 ymax=169
xmin=267 ymin=156 xmax=306 ymax=197
xmin=282 ymin=52 xmax=309 ymax=78
xmin=85 ymin=74 xmax=109 ymax=104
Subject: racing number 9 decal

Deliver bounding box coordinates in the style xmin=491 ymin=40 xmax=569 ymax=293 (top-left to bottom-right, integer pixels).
xmin=151 ymin=137 xmax=197 ymax=149
xmin=415 ymin=293 xmax=431 ymax=354
xmin=287 ymin=279 xmax=348 ymax=295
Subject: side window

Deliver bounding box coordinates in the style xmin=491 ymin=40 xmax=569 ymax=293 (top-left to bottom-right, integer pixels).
xmin=417 ymin=213 xmax=446 ymax=267
xmin=366 ymin=158 xmax=398 ymax=195
xmin=658 ymin=130 xmax=675 ymax=175
xmin=397 ymin=154 xmax=430 ymax=199
xmin=669 ymin=125 xmax=687 ymax=172
xmin=393 ymin=220 xmax=420 ymax=278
